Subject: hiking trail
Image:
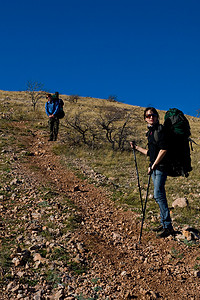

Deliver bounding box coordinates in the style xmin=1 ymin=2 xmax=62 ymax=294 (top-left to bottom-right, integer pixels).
xmin=1 ymin=121 xmax=200 ymax=300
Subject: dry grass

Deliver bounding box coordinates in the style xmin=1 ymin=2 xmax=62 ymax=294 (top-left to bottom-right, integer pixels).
xmin=1 ymin=90 xmax=200 ymax=227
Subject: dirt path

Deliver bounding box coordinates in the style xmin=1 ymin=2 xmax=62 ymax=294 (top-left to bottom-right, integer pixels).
xmin=2 ymin=122 xmax=200 ymax=299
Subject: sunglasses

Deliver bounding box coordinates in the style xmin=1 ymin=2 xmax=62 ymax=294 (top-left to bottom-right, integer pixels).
xmin=145 ymin=113 xmax=157 ymax=118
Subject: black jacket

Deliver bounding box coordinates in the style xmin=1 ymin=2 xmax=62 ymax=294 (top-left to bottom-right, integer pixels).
xmin=146 ymin=122 xmax=168 ymax=171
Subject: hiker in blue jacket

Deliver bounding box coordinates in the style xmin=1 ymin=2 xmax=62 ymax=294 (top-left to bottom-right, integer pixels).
xmin=130 ymin=107 xmax=174 ymax=238
xmin=45 ymin=94 xmax=60 ymax=141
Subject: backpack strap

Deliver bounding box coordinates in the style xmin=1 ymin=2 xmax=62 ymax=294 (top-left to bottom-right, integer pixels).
xmin=188 ymin=137 xmax=198 ymax=151
xmin=153 ymin=124 xmax=163 ymax=143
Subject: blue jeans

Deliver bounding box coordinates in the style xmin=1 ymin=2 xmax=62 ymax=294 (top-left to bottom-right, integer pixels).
xmin=152 ymin=169 xmax=173 ymax=229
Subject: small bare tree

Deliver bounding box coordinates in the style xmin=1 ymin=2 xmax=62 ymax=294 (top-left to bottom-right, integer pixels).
xmin=115 ymin=113 xmax=132 ymax=150
xmin=107 ymin=95 xmax=118 ymax=102
xmin=64 ymin=106 xmax=136 ymax=151
xmin=26 ymin=80 xmax=46 ymax=111
xmin=97 ymin=113 xmax=118 ymax=149
xmin=96 ymin=106 xmax=135 ymax=151
xmin=68 ymin=94 xmax=79 ymax=103
xmin=65 ymin=111 xmax=89 ymax=145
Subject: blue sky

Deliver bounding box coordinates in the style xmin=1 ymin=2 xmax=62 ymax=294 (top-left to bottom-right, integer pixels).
xmin=1 ymin=0 xmax=200 ymax=116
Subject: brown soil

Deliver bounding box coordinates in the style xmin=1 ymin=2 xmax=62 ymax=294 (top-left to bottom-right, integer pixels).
xmin=2 ymin=121 xmax=200 ymax=299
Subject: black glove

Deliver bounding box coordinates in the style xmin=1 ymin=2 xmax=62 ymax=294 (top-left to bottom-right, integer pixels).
xmin=130 ymin=141 xmax=137 ymax=149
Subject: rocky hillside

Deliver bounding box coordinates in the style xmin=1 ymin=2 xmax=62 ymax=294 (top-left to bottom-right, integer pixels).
xmin=0 ymin=93 xmax=200 ymax=299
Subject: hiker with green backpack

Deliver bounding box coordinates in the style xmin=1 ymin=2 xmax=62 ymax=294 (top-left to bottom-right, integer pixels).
xmin=130 ymin=107 xmax=174 ymax=238
xmin=131 ymin=107 xmax=193 ymax=239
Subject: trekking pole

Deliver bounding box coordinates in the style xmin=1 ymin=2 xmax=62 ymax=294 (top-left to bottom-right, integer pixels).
xmin=132 ymin=147 xmax=143 ymax=212
xmin=138 ymin=173 xmax=151 ymax=244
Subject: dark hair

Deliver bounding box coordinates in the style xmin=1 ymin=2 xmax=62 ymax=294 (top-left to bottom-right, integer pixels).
xmin=143 ymin=107 xmax=159 ymax=120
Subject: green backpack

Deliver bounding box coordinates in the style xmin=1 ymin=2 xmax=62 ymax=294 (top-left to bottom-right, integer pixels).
xmin=155 ymin=108 xmax=192 ymax=177
xmin=164 ymin=108 xmax=191 ymax=136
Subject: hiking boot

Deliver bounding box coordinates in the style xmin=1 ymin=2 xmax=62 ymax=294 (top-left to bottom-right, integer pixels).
xmin=151 ymin=225 xmax=163 ymax=232
xmin=156 ymin=228 xmax=174 ymax=238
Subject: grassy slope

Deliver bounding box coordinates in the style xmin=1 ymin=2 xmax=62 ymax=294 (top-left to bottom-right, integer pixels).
xmin=0 ymin=90 xmax=200 ymax=230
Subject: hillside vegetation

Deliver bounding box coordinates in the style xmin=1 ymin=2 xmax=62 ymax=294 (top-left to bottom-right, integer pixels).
xmin=1 ymin=90 xmax=199 ymax=221
xmin=0 ymin=90 xmax=200 ymax=299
